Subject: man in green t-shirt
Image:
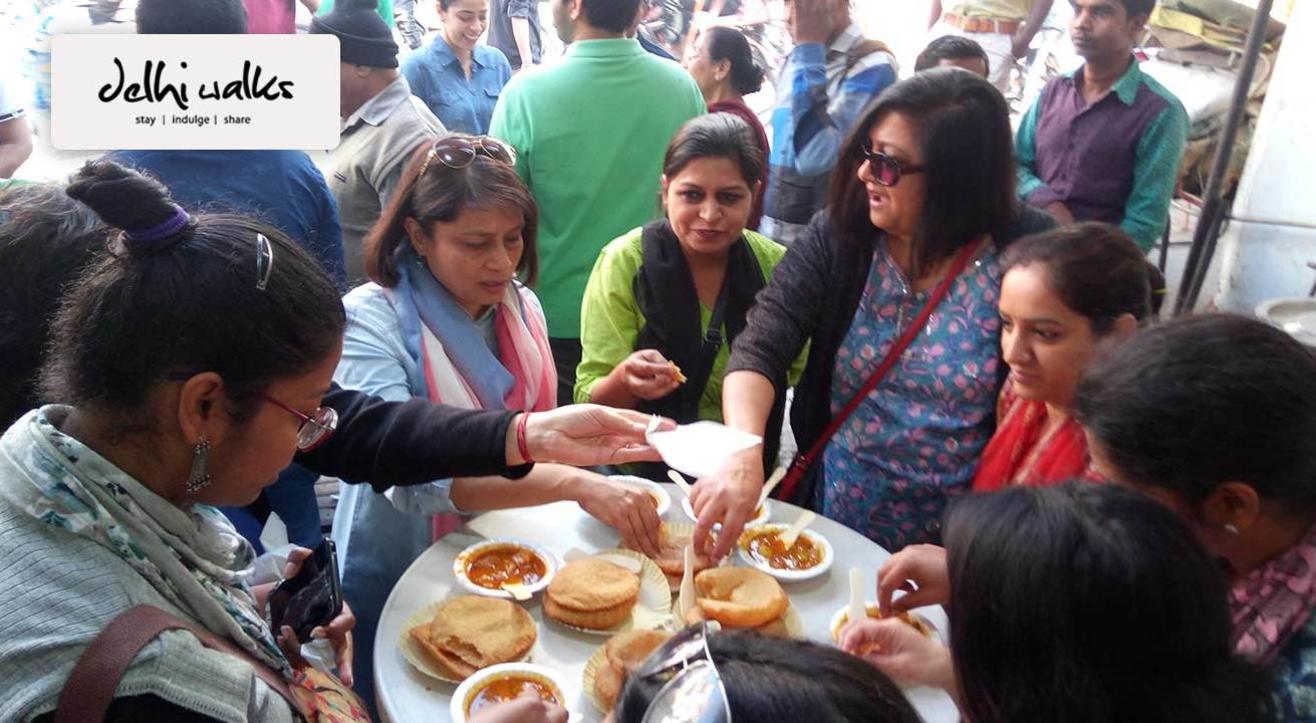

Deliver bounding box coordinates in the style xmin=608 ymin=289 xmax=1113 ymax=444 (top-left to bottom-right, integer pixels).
xmin=489 ymin=0 xmax=705 ymax=405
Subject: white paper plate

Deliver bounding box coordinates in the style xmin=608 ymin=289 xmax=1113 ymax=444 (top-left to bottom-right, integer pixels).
xmin=449 ymin=662 xmax=571 ymax=723
xmin=608 ymin=475 xmax=672 ymax=517
xmin=545 ymin=549 xmax=674 ymax=635
xmin=647 ymin=421 xmax=762 ymax=479
xmin=681 ymin=495 xmax=770 ymax=529
xmin=453 ymin=539 xmax=558 ymax=600
xmin=736 ymin=524 xmax=834 ymax=582
xmin=398 ymin=600 xmax=537 ymax=683
xmin=828 ymin=602 xmax=939 ymax=645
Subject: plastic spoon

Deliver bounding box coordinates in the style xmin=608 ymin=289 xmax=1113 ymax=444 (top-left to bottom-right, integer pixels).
xmin=501 ymin=582 xmax=533 ymax=601
xmin=847 ymin=567 xmax=867 ymax=629
xmin=666 ymin=469 xmax=694 ymax=499
xmin=778 ymin=510 xmax=817 ymax=551
xmin=678 ymin=545 xmax=697 ymax=623
xmin=756 ymin=467 xmax=788 ymax=509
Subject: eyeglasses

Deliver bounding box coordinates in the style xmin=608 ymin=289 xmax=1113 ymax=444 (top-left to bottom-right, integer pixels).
xmin=259 ymin=393 xmax=338 ymax=452
xmin=256 ymin=232 xmax=274 ymax=291
xmin=418 ymin=135 xmax=517 ymax=176
xmin=860 ymin=142 xmax=925 ymax=187
xmin=636 ymin=621 xmax=731 ymax=723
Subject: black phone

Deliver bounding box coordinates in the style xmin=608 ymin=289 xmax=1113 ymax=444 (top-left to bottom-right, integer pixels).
xmin=269 ymin=537 xmax=343 ymax=645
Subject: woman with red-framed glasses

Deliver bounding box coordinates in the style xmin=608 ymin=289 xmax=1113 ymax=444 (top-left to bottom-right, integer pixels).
xmin=693 ymin=68 xmax=1060 ymax=560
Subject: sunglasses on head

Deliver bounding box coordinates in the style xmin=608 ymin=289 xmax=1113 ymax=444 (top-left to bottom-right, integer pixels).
xmin=860 ymin=142 xmax=925 ymax=187
xmin=636 ymin=621 xmax=732 ymax=723
xmin=418 ymin=135 xmax=517 ymax=176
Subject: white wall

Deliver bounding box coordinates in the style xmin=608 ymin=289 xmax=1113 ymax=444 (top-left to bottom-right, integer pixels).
xmin=1212 ymin=0 xmax=1316 ymax=312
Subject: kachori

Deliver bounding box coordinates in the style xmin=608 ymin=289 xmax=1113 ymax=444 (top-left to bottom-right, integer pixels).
xmin=545 ymin=558 xmax=641 ymax=630
xmin=691 ymin=566 xmax=788 ymax=629
xmin=592 ymin=629 xmax=672 ymax=711
xmin=407 ymin=595 xmax=536 ymax=680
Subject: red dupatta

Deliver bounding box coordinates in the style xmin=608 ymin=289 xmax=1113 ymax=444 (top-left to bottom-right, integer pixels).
xmin=972 ymin=382 xmax=1092 ymax=493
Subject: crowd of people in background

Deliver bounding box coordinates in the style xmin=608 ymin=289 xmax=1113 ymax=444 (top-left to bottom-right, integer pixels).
xmin=4 ymin=0 xmax=1309 ymax=722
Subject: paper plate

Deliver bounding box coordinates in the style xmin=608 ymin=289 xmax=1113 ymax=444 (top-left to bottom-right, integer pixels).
xmin=453 ymin=539 xmax=558 ymax=600
xmin=545 ymin=549 xmax=674 ymax=636
xmin=681 ymin=495 xmax=770 ymax=528
xmin=608 ymin=474 xmax=672 ymax=517
xmin=449 ymin=662 xmax=571 ymax=723
xmin=828 ymin=602 xmax=939 ymax=645
xmin=736 ymin=524 xmax=835 ymax=583
xmin=581 ymin=643 xmax=610 ymax=715
xmin=398 ymin=600 xmax=537 ymax=684
xmin=647 ymin=421 xmax=762 ymax=479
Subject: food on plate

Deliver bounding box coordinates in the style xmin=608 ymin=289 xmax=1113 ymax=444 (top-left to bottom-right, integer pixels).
xmin=668 ymin=361 xmax=687 ymax=384
xmin=741 ymin=527 xmax=826 ymax=571
xmin=463 ymin=543 xmax=548 ymax=591
xmin=465 ymin=670 xmax=563 ymax=717
xmin=594 ymin=629 xmax=672 ymax=711
xmin=631 ymin=525 xmax=712 ymax=590
xmin=831 ymin=603 xmax=935 ymax=644
xmin=544 ymin=558 xmax=641 ymax=630
xmin=689 ymin=566 xmax=788 ymax=629
xmin=407 ymin=595 xmax=536 ymax=680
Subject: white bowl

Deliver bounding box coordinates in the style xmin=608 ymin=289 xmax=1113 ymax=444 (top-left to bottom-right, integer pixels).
xmin=736 ymin=524 xmax=834 ymax=582
xmin=828 ymin=602 xmax=939 ymax=644
xmin=449 ymin=662 xmax=570 ymax=723
xmin=608 ymin=474 xmax=672 ymax=517
xmin=453 ymin=539 xmax=558 ymax=600
xmin=682 ymin=495 xmax=770 ymax=528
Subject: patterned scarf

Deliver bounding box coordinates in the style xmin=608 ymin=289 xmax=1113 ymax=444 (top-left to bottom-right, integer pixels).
xmin=1230 ymin=520 xmax=1316 ymax=664
xmin=0 ymin=407 xmax=291 ymax=675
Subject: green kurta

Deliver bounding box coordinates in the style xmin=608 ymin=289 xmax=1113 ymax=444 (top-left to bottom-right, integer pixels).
xmin=575 ymin=226 xmax=806 ymax=422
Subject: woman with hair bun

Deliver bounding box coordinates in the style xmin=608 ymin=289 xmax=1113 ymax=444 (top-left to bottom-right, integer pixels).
xmin=0 ymin=160 xmax=357 ymax=721
xmin=685 ymin=26 xmax=769 ymax=230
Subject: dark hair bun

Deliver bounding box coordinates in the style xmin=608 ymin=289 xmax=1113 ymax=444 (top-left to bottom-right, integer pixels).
xmin=707 ymin=27 xmax=765 ymax=96
xmin=65 ymin=161 xmax=192 ymax=252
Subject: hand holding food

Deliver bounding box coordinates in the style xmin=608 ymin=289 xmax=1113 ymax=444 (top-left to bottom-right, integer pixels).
xmin=691 ymin=445 xmax=765 ymax=560
xmin=574 ymin=474 xmax=663 ymax=557
xmin=839 ymin=617 xmax=955 ymax=691
xmin=877 ymin=544 xmax=950 ymax=614
xmin=615 ymin=349 xmax=684 ymax=401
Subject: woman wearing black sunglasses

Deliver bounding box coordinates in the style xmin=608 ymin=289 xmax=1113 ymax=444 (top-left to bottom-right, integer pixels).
xmin=692 ymin=68 xmax=1056 ymax=559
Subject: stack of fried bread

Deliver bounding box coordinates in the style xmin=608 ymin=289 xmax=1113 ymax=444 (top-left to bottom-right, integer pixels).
xmin=544 ymin=558 xmax=641 ymax=630
xmin=593 ymin=629 xmax=672 ymax=711
xmin=646 ymin=526 xmax=712 ymax=590
xmin=685 ymin=566 xmax=791 ymax=637
xmin=407 ymin=595 xmax=536 ymax=680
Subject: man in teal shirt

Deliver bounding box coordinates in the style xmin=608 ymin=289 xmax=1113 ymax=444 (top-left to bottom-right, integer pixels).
xmin=489 ymin=0 xmax=705 ymax=405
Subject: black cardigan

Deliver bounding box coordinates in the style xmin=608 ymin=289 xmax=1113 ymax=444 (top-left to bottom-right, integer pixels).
xmin=295 ymin=384 xmax=532 ymax=492
xmin=726 ymin=207 xmax=1057 ymax=479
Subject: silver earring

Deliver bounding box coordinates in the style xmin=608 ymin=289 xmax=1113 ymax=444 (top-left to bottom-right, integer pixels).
xmin=186 ymin=439 xmax=212 ymax=494
xmin=1224 ymin=523 xmax=1240 ymax=535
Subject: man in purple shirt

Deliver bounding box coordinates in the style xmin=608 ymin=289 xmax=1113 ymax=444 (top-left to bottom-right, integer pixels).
xmin=1016 ymin=0 xmax=1187 ymax=251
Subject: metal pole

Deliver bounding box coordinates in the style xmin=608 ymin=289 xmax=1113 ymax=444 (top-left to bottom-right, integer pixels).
xmin=1173 ymin=0 xmax=1275 ymax=314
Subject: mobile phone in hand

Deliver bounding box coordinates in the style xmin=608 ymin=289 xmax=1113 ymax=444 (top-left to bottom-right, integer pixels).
xmin=269 ymin=537 xmax=343 ymax=645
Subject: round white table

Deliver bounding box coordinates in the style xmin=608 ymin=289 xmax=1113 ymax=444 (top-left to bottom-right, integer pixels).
xmin=374 ymin=484 xmax=958 ymax=722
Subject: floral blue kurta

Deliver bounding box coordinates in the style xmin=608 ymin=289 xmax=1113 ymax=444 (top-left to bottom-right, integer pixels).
xmin=821 ymin=243 xmax=1003 ymax=550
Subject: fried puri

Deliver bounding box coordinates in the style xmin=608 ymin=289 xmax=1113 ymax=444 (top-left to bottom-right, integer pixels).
xmin=545 ymin=558 xmax=640 ymax=630
xmin=649 ymin=526 xmax=712 ymax=589
xmin=407 ymin=595 xmax=536 ymax=680
xmin=693 ymin=567 xmax=789 ymax=629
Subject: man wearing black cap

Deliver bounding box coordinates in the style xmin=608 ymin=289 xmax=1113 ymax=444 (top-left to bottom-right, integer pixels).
xmin=314 ymin=0 xmax=445 ymax=283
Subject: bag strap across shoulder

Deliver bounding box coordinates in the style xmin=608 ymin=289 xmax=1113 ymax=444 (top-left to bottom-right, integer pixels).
xmin=55 ymin=604 xmax=295 ymax=723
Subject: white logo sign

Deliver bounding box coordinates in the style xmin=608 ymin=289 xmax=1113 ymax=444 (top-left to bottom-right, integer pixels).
xmin=52 ymin=34 xmax=340 ymax=150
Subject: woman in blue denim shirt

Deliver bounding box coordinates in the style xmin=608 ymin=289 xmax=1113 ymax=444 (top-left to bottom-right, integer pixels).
xmin=402 ymin=0 xmax=512 ymax=134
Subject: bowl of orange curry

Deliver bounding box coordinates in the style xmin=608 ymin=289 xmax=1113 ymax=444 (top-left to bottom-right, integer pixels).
xmin=449 ymin=662 xmax=569 ymax=722
xmin=454 ymin=539 xmax=558 ymax=600
xmin=736 ymin=523 xmax=834 ymax=582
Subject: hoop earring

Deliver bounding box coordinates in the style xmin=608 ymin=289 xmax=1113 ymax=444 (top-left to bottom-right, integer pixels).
xmin=186 ymin=439 xmax=212 ymax=495
xmin=1224 ymin=523 xmax=1240 ymax=536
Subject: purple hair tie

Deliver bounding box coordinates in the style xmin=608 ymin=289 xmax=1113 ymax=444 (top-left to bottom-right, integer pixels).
xmin=124 ymin=204 xmax=190 ymax=246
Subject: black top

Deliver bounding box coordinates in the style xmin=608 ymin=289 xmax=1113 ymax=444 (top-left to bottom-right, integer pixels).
xmin=295 ymin=383 xmax=532 ymax=491
xmin=487 ymin=0 xmax=543 ymax=70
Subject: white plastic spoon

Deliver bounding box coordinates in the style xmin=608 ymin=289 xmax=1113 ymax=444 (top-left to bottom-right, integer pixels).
xmin=848 ymin=567 xmax=867 ymax=629
xmin=778 ymin=510 xmax=817 ymax=551
xmin=678 ymin=545 xmax=697 ymax=623
xmin=756 ymin=467 xmax=788 ymax=509
xmin=501 ymin=582 xmax=533 ymax=601
xmin=666 ymin=469 xmax=694 ymax=499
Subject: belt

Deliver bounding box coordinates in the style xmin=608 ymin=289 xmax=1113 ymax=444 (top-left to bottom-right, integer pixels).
xmin=943 ymin=12 xmax=1023 ymax=35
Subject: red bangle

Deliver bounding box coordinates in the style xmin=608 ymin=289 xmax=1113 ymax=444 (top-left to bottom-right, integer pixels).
xmin=516 ymin=412 xmax=534 ymax=464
